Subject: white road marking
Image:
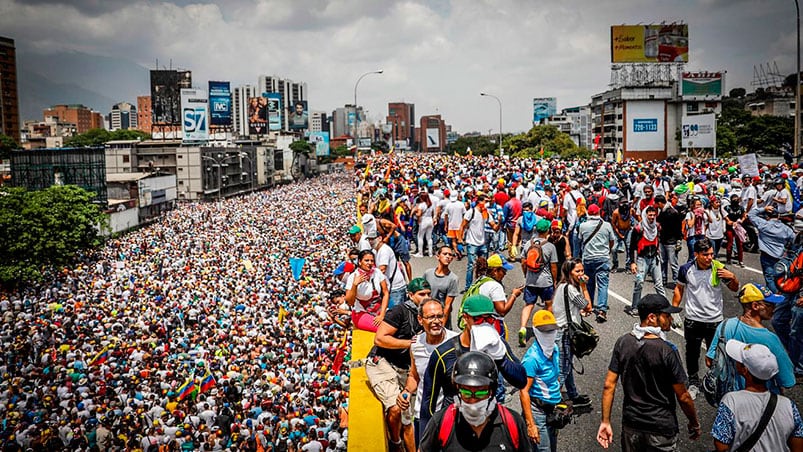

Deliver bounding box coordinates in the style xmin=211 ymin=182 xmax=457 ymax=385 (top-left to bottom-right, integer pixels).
xmin=607 ymin=288 xmax=685 ymax=338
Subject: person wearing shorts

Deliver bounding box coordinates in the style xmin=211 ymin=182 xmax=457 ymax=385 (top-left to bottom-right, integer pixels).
xmin=519 ymin=219 xmax=558 ymax=347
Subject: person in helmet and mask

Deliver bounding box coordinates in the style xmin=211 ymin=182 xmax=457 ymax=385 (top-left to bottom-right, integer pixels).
xmin=420 ymin=351 xmax=531 ymax=451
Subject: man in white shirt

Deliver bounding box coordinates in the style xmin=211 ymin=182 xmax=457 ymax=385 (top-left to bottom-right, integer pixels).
xmin=443 ymin=193 xmax=467 ymax=259
xmin=459 ymin=192 xmax=489 ymax=291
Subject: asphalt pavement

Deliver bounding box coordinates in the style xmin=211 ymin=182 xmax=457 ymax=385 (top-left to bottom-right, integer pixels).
xmin=408 ymin=243 xmax=802 ymax=451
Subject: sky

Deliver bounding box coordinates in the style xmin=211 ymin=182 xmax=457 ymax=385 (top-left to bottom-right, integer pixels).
xmin=0 ymin=0 xmax=795 ymax=134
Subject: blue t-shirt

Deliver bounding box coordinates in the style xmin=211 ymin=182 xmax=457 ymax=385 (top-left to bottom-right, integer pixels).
xmin=706 ymin=317 xmax=796 ymax=391
xmin=522 ymin=341 xmax=561 ymax=404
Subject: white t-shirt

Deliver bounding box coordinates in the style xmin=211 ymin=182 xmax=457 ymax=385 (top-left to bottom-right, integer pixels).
xmin=563 ymin=190 xmax=584 ymax=229
xmin=478 ymin=279 xmax=507 ymax=304
xmin=444 ymin=201 xmax=467 ymax=231
xmin=418 ymin=202 xmax=435 ymax=224
xmin=462 ymin=207 xmax=486 ymax=246
xmin=411 ymin=328 xmax=459 ymax=415
xmin=375 ymin=244 xmax=407 ymax=291
xmin=551 ymin=283 xmax=587 ymax=327
xmin=705 ymin=207 xmax=726 ymax=240
xmin=713 ymin=390 xmax=803 ymax=452
xmin=345 ymin=269 xmax=386 ymax=312
xmin=741 ymin=185 xmax=758 ymax=210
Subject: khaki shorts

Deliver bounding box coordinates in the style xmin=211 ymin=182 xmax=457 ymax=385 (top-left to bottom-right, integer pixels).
xmin=365 ymin=356 xmax=413 ymax=425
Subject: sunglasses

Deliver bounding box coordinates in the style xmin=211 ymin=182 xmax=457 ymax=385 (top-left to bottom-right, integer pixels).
xmin=458 ymin=387 xmax=492 ymax=400
xmin=471 ymin=314 xmax=495 ymax=325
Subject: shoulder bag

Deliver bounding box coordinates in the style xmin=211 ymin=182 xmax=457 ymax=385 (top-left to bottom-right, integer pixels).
xmin=564 ymin=284 xmax=599 ymax=360
xmin=734 ymin=393 xmax=778 ymax=452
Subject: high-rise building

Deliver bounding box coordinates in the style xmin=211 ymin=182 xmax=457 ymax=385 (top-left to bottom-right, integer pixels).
xmin=419 ymin=115 xmax=446 ymax=152
xmin=43 ymin=104 xmax=103 ymax=134
xmin=387 ymin=102 xmax=415 ymax=149
xmin=232 ymin=84 xmax=257 ymax=136
xmin=258 ymin=75 xmax=307 ymax=131
xmin=0 ymin=36 xmax=20 ymax=143
xmin=137 ymin=96 xmax=152 ymax=133
xmin=310 ymin=111 xmax=328 ymax=133
xmin=109 ymin=102 xmax=137 ymax=131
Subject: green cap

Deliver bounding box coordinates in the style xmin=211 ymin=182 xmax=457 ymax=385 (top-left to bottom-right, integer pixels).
xmin=347 ymin=225 xmax=362 ymax=235
xmin=535 ymin=218 xmax=551 ymax=233
xmin=407 ymin=277 xmax=431 ymax=293
xmin=462 ymin=295 xmax=495 ymax=316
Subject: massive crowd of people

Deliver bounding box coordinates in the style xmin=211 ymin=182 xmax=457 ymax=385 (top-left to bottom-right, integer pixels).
xmin=1 ymin=152 xmax=803 ymax=451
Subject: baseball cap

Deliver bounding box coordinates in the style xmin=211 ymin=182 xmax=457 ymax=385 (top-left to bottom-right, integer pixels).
xmin=407 ymin=277 xmax=431 ymax=293
xmin=550 ymin=220 xmax=562 ymax=230
xmin=462 ymin=295 xmax=495 ymax=316
xmin=347 ymin=225 xmax=361 ymax=235
xmin=487 ymin=254 xmax=514 ymax=271
xmin=637 ymin=293 xmax=682 ymax=315
xmin=535 ymin=218 xmax=551 ymax=233
xmin=443 ymin=189 xmax=450 ymax=197
xmin=532 ymin=310 xmax=558 ymax=331
xmin=587 ymin=204 xmax=600 ymax=215
xmin=738 ymin=283 xmax=785 ymax=304
xmin=725 ymin=340 xmax=779 ymax=380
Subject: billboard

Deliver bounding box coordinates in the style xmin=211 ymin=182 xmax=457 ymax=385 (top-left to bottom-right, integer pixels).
xmin=611 ymin=24 xmax=689 ymax=63
xmin=180 ymin=88 xmax=209 ymax=142
xmin=625 ymin=100 xmax=665 ymax=151
xmin=288 ymin=100 xmax=309 ymax=130
xmin=310 ymin=131 xmax=330 ymax=156
xmin=247 ymin=93 xmax=282 ymax=134
xmin=151 ymin=70 xmax=192 ymax=124
xmin=533 ymin=98 xmax=557 ymax=124
xmin=680 ymin=72 xmax=724 ymax=98
xmin=208 ymin=81 xmax=232 ymax=126
xmin=681 ymin=113 xmax=716 ymax=148
xmin=426 ymin=128 xmax=440 ymax=148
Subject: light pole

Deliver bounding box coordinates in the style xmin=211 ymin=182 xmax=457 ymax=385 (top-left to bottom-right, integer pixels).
xmin=202 ymin=153 xmax=240 ymax=200
xmin=480 ymin=92 xmax=503 ymax=156
xmin=239 ymin=152 xmax=256 ymax=193
xmin=795 ymin=0 xmax=800 ymax=159
xmin=353 ymin=70 xmax=383 ymax=154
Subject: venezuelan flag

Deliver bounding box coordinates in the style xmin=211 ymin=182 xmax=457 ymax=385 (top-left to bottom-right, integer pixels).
xmin=89 ymin=346 xmax=110 ymax=367
xmin=200 ymin=371 xmax=216 ymax=393
xmin=177 ymin=378 xmax=196 ymax=401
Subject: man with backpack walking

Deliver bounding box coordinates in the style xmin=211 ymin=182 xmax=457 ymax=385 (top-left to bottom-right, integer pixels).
xmin=518 ymin=219 xmax=559 ymax=347
xmin=419 ymin=351 xmax=531 ymax=451
xmin=577 ymin=204 xmax=616 ymax=323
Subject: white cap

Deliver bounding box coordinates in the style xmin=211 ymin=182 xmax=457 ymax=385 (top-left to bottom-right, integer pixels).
xmin=725 ymin=340 xmax=779 ymax=380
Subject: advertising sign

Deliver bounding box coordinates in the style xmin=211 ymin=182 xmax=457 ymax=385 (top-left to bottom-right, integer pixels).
xmin=611 ymin=24 xmax=689 ymax=63
xmin=680 ymin=72 xmax=724 ymax=98
xmin=426 ymin=128 xmax=440 ymax=148
xmin=248 ymin=94 xmax=282 ymax=134
xmin=267 ymin=93 xmax=282 ymax=131
xmin=738 ymin=153 xmax=759 ymax=177
xmin=309 ymin=131 xmax=330 ymax=156
xmin=681 ymin=113 xmax=716 ymax=148
xmin=533 ymin=98 xmax=557 ymax=124
xmin=208 ymin=81 xmax=232 ymax=126
xmin=151 ymin=70 xmax=192 ymax=124
xmin=288 ymin=100 xmax=309 ymax=130
xmin=180 ymin=88 xmax=209 ymax=142
xmin=625 ymin=100 xmax=665 ymax=151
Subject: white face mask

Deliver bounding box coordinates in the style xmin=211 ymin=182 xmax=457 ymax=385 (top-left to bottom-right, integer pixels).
xmin=456 ymin=395 xmax=497 ymax=427
xmin=533 ymin=328 xmax=558 ymax=358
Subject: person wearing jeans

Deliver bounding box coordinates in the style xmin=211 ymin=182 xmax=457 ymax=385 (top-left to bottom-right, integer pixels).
xmin=577 ymin=204 xmax=616 ymax=323
xmin=460 ymin=194 xmax=490 ymax=291
xmin=655 ymin=195 xmax=683 ymax=286
xmin=773 ymin=294 xmax=803 ymax=377
xmin=627 ymin=206 xmax=666 ymax=315
xmin=749 ymin=205 xmax=796 ymax=295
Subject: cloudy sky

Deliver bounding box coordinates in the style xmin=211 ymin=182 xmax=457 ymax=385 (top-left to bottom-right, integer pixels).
xmin=0 ymin=0 xmax=795 ymax=133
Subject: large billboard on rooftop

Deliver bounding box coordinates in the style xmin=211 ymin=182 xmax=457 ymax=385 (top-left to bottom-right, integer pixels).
xmin=611 ymin=24 xmax=689 ymax=63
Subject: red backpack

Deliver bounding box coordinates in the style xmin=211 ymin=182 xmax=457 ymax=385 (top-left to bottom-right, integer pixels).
xmin=438 ymin=403 xmax=520 ymax=449
xmin=525 ymin=238 xmax=547 ymax=274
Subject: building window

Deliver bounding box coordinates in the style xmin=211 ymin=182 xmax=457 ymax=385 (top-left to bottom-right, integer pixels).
xmin=122 ymin=155 xmax=130 ymax=163
xmin=274 ymin=151 xmax=284 ymax=171
xmin=687 ymin=103 xmax=699 ymax=113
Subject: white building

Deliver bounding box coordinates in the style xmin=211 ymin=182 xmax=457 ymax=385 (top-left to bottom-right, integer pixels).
xmin=109 ymin=102 xmax=137 ymax=131
xmin=258 ymin=75 xmax=308 ymax=131
xmin=232 ymin=84 xmax=257 ymax=137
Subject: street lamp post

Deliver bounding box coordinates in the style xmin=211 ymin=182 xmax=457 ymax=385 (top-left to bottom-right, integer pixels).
xmin=353 ymin=70 xmax=383 ymax=155
xmin=202 ymin=153 xmax=241 ymax=200
xmin=239 ymin=152 xmax=256 ymax=193
xmin=795 ymin=0 xmax=801 ymax=159
xmin=480 ymin=92 xmax=503 ymax=156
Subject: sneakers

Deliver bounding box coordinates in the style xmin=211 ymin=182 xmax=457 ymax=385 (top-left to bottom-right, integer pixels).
xmin=595 ymin=311 xmax=607 ymax=323
xmin=687 ymin=375 xmax=701 ymax=400
xmin=623 ymin=306 xmax=638 ymax=317
xmin=571 ymin=394 xmax=592 ymax=408
xmin=739 ymin=261 xmax=745 ymax=268
xmin=518 ymin=328 xmax=527 ymax=347
xmin=411 ymin=253 xmax=423 ymax=258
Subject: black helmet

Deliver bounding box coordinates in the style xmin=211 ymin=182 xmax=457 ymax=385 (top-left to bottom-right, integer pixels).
xmin=452 ymin=351 xmax=498 ymax=389
xmin=774 ymin=178 xmax=785 ymax=186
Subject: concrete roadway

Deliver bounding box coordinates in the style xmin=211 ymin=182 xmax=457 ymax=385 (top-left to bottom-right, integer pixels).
xmin=408 ymin=243 xmax=802 ymax=451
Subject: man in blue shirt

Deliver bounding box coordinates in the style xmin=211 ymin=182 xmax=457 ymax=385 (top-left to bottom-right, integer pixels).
xmin=705 ymin=283 xmax=796 ymax=392
xmin=748 ymin=205 xmax=796 ymax=293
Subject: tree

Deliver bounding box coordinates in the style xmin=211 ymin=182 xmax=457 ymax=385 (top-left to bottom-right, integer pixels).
xmin=736 ymin=115 xmax=793 ymax=155
xmin=0 ymin=185 xmax=107 ymax=287
xmin=503 ymin=124 xmax=585 ymax=159
xmin=63 ymin=128 xmax=150 ymax=148
xmin=728 ymin=88 xmax=747 ymax=98
xmin=449 ymin=135 xmax=498 ymax=156
xmin=289 ymin=139 xmax=313 ymax=156
xmin=0 ymin=134 xmax=18 ymax=160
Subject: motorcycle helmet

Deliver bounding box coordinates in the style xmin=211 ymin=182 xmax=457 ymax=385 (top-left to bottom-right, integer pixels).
xmin=452 ymin=351 xmax=498 ymax=391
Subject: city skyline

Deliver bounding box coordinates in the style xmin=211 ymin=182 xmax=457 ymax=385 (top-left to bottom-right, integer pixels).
xmin=1 ymin=0 xmax=796 ymax=134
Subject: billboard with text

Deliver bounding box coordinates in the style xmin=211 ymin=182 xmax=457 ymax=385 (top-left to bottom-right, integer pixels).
xmin=681 ymin=113 xmax=716 ymax=148
xmin=267 ymin=93 xmax=282 ymax=131
xmin=611 ymin=24 xmax=689 ymax=63
xmin=625 ymin=100 xmax=664 ymax=151
xmin=208 ymin=81 xmax=231 ymax=126
xmin=180 ymin=88 xmax=208 ymax=142
xmin=288 ymin=100 xmax=308 ymax=130
xmin=680 ymin=72 xmax=723 ymax=98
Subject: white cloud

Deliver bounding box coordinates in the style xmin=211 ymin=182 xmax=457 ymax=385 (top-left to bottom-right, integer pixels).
xmin=0 ymin=0 xmax=796 ymax=133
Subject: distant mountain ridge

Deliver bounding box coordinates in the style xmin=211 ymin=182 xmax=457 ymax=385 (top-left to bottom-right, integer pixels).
xmin=16 ymin=50 xmax=150 ymax=123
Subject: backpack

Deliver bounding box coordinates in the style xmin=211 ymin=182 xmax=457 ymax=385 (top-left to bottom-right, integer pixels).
xmin=775 ymin=245 xmax=803 ymax=293
xmin=525 ymin=238 xmax=546 ymax=274
xmin=701 ymin=318 xmax=741 ymax=407
xmin=438 ymin=403 xmax=519 ymax=449
xmin=457 ymin=276 xmax=494 ymax=330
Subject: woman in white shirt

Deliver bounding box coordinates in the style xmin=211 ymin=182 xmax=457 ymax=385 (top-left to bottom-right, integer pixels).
xmin=705 ymin=196 xmax=726 ymax=259
xmin=345 ymin=250 xmax=389 ymax=332
xmin=551 ymin=258 xmax=593 ymax=407
xmin=413 ymin=192 xmax=435 ymax=258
